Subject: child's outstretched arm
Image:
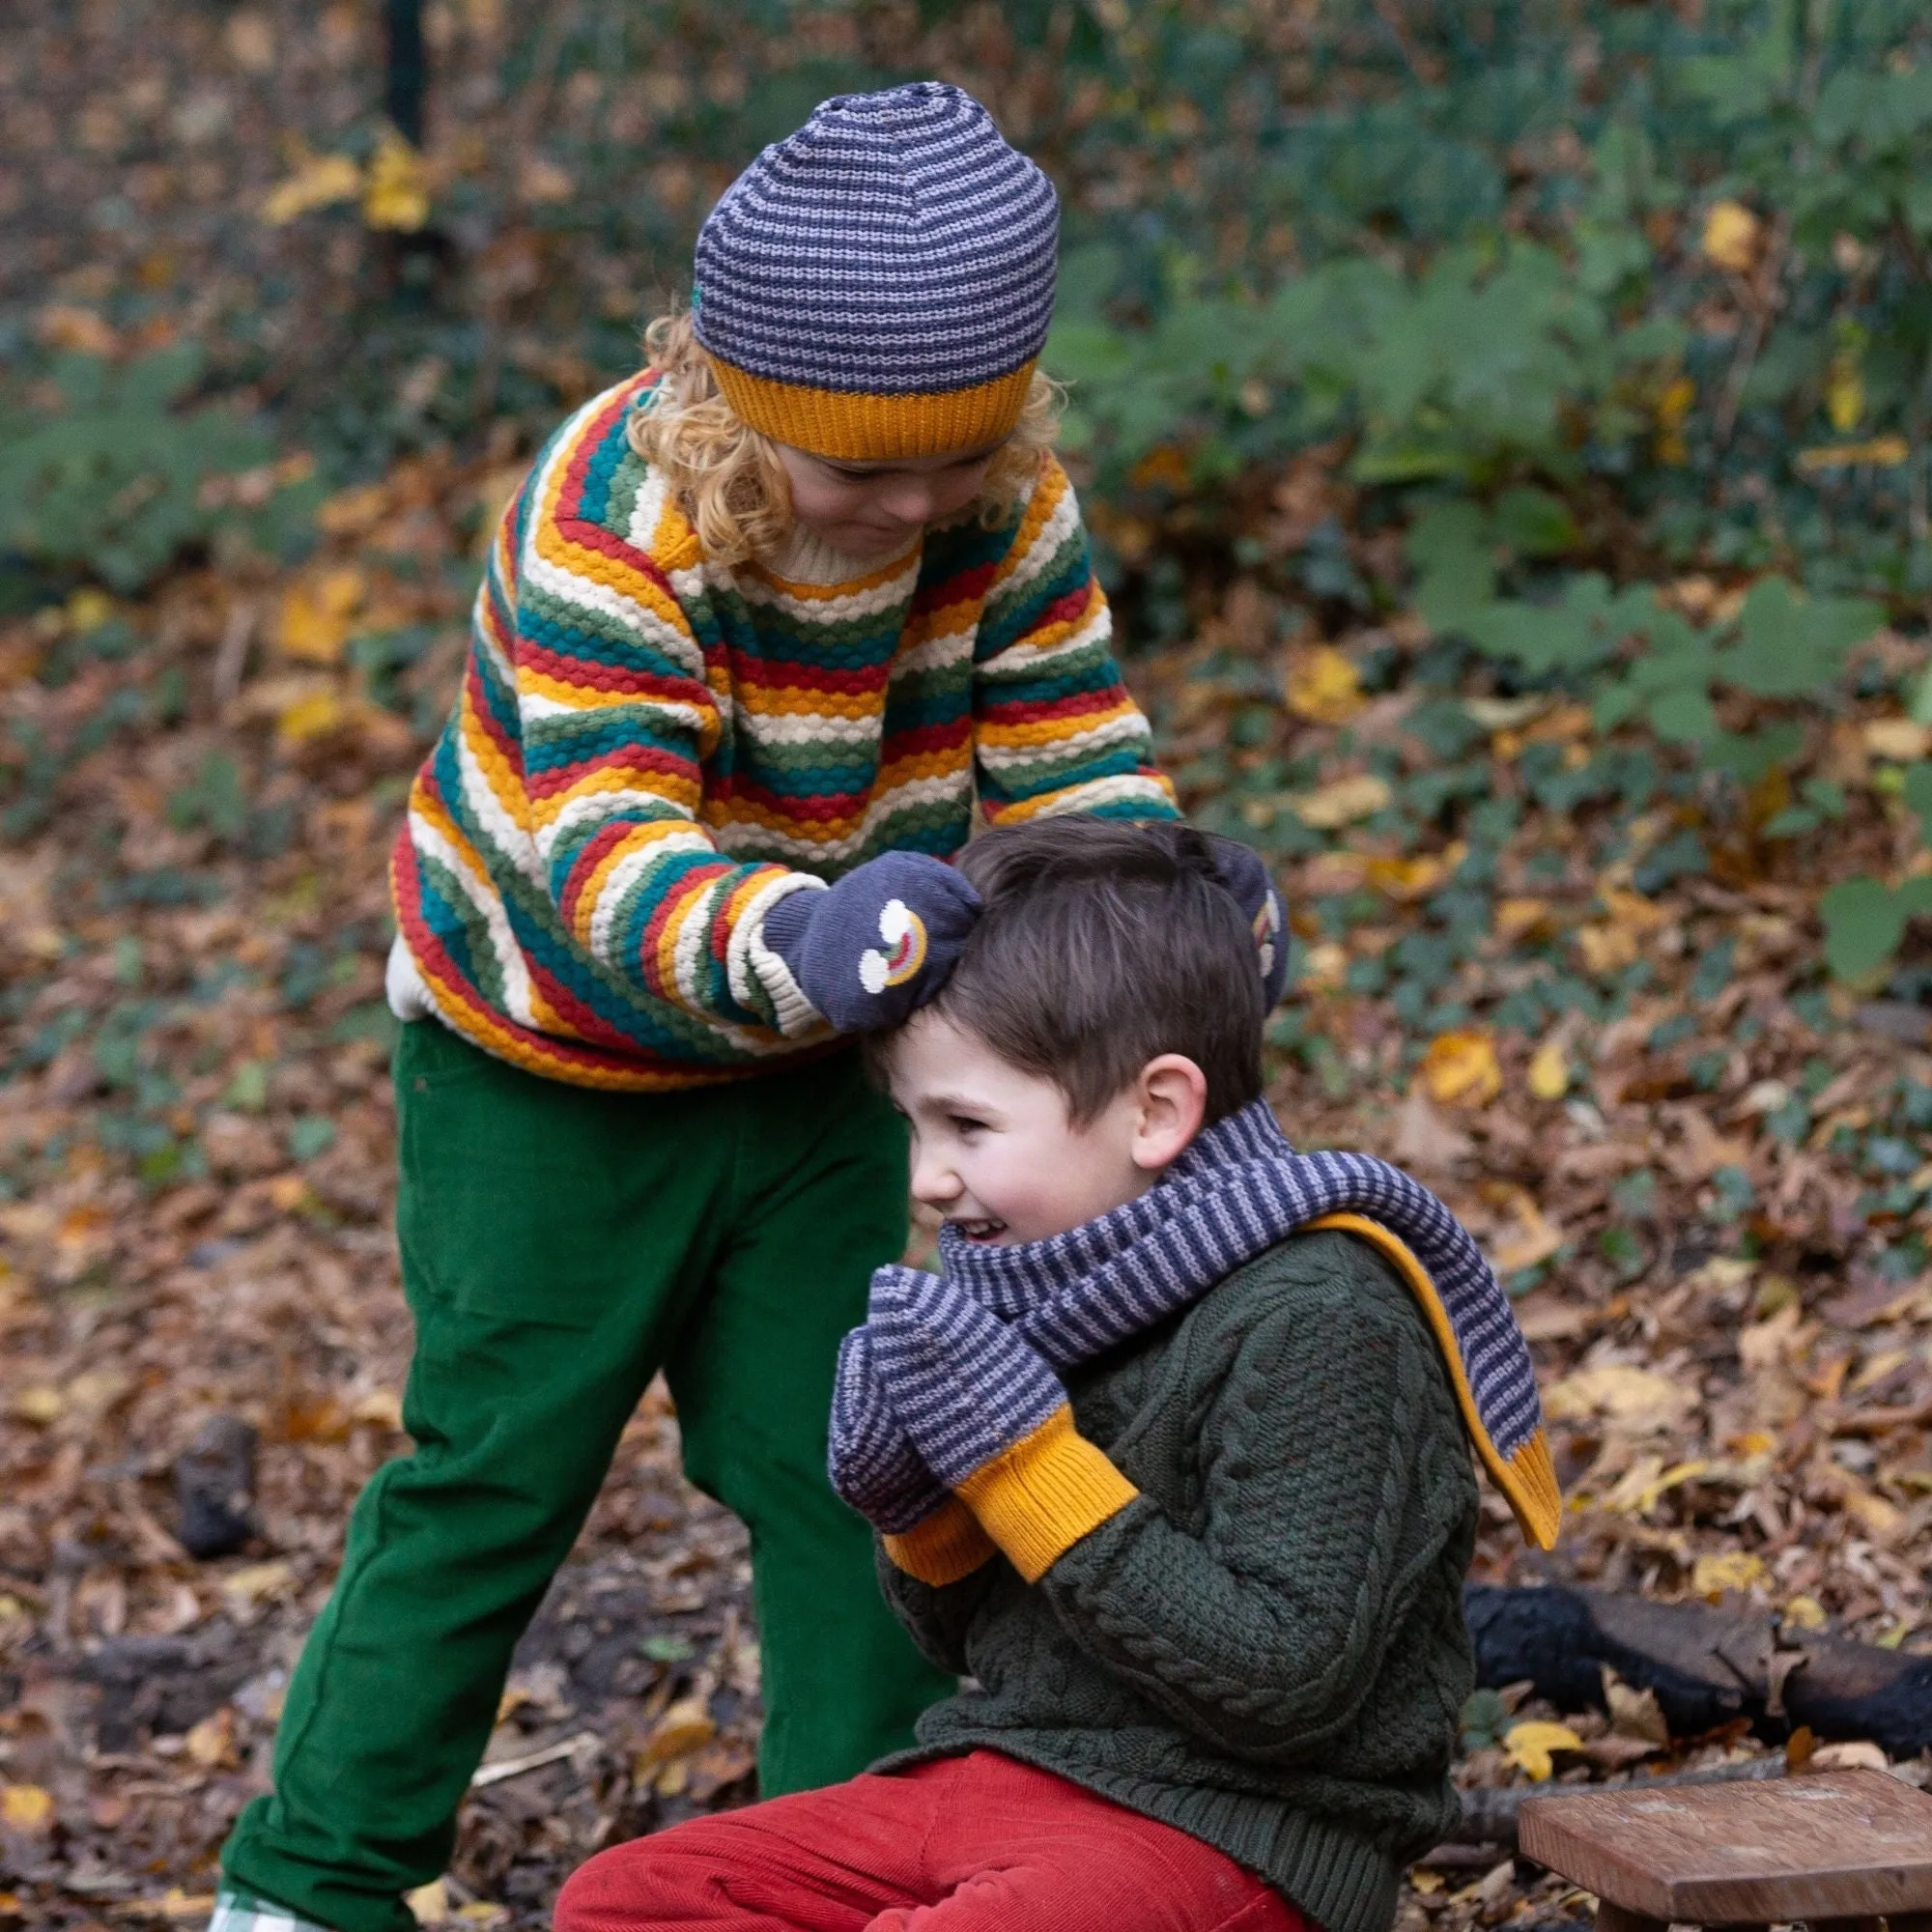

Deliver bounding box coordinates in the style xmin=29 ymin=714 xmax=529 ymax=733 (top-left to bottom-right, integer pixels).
xmin=972 ymin=456 xmax=1180 ymax=827
xmin=441 ymin=406 xmax=825 ymax=1041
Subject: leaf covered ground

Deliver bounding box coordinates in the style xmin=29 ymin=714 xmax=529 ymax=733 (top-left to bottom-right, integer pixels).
xmin=7 ymin=4 xmax=1932 ymax=1930
xmin=3 ymin=440 xmax=1930 ymax=1932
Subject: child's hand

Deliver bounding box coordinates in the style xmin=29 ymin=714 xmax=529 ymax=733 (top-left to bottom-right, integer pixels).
xmin=827 ymin=1326 xmax=952 ymax=1532
xmin=867 ymin=1266 xmax=1067 ymax=1489
xmin=763 ymin=853 xmax=981 ymax=1033
xmin=1209 ymin=840 xmax=1288 ymax=1009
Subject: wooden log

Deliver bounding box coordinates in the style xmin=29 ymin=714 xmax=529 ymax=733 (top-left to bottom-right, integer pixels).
xmin=1464 ymin=1584 xmax=1932 ymax=1759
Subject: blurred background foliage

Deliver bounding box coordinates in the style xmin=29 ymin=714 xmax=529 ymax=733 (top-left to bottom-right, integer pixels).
xmin=8 ymin=0 xmax=1932 ymax=979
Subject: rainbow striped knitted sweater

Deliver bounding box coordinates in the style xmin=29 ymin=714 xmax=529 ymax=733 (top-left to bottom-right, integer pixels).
xmin=389 ymin=371 xmax=1178 ymax=1089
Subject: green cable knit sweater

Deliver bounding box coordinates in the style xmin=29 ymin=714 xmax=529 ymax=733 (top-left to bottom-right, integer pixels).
xmin=874 ymin=1229 xmax=1481 ymax=1932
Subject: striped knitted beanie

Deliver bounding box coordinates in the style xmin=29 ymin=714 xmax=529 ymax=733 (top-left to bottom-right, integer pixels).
xmin=692 ymin=81 xmax=1059 ymax=460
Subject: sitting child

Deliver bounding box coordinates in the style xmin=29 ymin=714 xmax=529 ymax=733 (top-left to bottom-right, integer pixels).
xmin=555 ymin=818 xmax=1557 ymax=1932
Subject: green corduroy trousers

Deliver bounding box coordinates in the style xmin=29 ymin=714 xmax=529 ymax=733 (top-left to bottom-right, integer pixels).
xmin=221 ymin=1018 xmax=952 ymax=1932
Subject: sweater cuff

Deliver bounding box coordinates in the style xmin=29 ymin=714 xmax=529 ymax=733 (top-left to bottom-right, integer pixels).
xmin=880 ymin=1499 xmax=998 ymax=1586
xmin=954 ymin=1404 xmax=1139 ymax=1583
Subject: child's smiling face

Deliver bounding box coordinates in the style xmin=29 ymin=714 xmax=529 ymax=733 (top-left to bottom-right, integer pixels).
xmin=885 ymin=1009 xmax=1208 ymax=1246
xmin=773 ymin=440 xmax=1007 ymax=560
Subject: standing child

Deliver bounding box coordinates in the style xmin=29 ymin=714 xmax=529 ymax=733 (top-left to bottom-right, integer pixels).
xmin=554 ymin=817 xmax=1559 ymax=1932
xmin=212 ymin=82 xmax=1253 ymax=1932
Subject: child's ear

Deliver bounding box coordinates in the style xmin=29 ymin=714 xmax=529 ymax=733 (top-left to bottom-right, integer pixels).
xmin=1131 ymin=1055 xmax=1208 ymax=1172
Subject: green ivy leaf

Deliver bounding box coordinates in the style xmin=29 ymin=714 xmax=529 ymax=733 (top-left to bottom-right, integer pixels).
xmin=1719 ymin=578 xmax=1884 ymax=699
xmin=1492 ymin=485 xmax=1579 ymax=558
xmin=1406 ymin=500 xmax=1494 ymax=633
xmin=1819 ymin=876 xmax=1932 ymax=980
xmin=1647 ymin=686 xmax=1718 ymax=744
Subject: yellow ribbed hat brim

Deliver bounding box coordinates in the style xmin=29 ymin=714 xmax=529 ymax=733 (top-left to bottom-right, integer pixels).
xmin=707 ymin=355 xmax=1037 ymax=461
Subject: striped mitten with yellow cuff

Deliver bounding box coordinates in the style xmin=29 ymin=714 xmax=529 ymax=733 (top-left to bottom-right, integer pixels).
xmin=867 ymin=1267 xmax=1139 ymax=1585
xmin=827 ymin=1327 xmax=996 ymax=1585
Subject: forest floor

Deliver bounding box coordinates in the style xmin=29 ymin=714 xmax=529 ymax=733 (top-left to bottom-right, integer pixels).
xmin=2 ymin=446 xmax=1931 ymax=1928
xmin=7 ymin=4 xmax=1932 ymax=1929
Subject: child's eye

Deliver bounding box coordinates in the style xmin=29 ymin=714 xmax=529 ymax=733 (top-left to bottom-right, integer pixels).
xmin=949 ymin=1114 xmax=988 ymax=1137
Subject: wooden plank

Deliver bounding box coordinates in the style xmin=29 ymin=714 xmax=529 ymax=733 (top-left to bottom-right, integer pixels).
xmin=1593 ymin=1903 xmax=1667 ymax=1932
xmin=1518 ymin=1769 xmax=1932 ymax=1924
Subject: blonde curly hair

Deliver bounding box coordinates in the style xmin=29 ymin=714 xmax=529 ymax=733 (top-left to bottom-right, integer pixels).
xmin=626 ymin=311 xmax=1065 ymax=566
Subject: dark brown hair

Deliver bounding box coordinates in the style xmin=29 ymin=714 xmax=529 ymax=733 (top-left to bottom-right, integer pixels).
xmin=868 ymin=817 xmax=1267 ymax=1125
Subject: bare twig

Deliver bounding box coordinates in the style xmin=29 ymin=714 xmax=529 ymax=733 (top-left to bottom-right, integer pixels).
xmin=212 ymin=597 xmax=257 ymax=710
xmin=470 ymin=1729 xmax=600 ymax=1790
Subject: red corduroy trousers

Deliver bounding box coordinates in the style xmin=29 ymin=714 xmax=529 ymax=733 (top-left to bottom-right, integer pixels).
xmin=554 ymin=1749 xmax=1306 ymax=1932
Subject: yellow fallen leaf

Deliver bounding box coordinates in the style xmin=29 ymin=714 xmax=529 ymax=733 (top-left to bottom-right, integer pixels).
xmin=1527 ymin=1037 xmax=1570 ymax=1102
xmin=1493 ymin=896 xmax=1552 ymax=944
xmin=1418 ymin=1030 xmax=1501 ymax=1109
xmin=267 ymin=1174 xmax=313 ymax=1214
xmin=221 ymin=1559 xmax=294 ymax=1607
xmin=66 ymin=587 xmax=116 ymax=633
xmin=277 ymin=567 xmax=366 ymax=664
xmin=277 ymin=689 xmax=348 ymax=745
xmin=1653 ymin=374 xmax=1696 ymax=466
xmin=1602 ymin=1456 xmax=1709 ymax=1516
xmin=1602 ymin=886 xmax=1668 ymax=931
xmin=1365 ymin=847 xmax=1463 ymax=903
xmin=364 ymin=128 xmax=431 ymax=232
xmin=1702 ymin=199 xmax=1760 ymax=273
xmin=1283 ymin=645 xmax=1364 ymax=725
xmin=1504 ymin=1720 xmax=1583 ymax=1782
xmin=1692 ymin=1549 xmax=1766 ymax=1598
xmin=1576 ymin=921 xmax=1638 ymax=975
xmin=1408 ymin=1869 xmax=1445 ymax=1894
xmin=352 ymin=1387 xmax=404 ymax=1430
xmin=263 ymin=150 xmax=363 ymax=224
xmin=0 ymin=1783 xmax=54 ymax=1833
xmin=1840 ymin=1486 xmax=1904 ymax=1542
xmin=1825 ymin=352 xmax=1864 ymax=434
xmin=1794 ymin=437 xmax=1909 ymax=474
xmin=1288 ymin=773 xmax=1391 ymax=830
xmin=635 ymin=1694 xmax=716 ymax=1772
xmin=12 ymin=1385 xmax=63 ymax=1426
xmin=407 ymin=1878 xmax=449 ymax=1926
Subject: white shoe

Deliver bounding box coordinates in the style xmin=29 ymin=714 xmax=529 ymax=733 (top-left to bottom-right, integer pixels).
xmin=207 ymin=1890 xmax=335 ymax=1932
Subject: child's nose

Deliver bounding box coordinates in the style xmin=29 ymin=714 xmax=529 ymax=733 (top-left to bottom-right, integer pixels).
xmin=910 ymin=1151 xmax=961 ymax=1207
xmin=878 ymin=478 xmax=939 ymax=525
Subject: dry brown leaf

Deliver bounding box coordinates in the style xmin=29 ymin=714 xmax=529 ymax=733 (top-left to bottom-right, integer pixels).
xmin=1289 ymin=773 xmax=1391 ymax=829
xmin=1544 ymin=1364 xmax=1697 ymax=1431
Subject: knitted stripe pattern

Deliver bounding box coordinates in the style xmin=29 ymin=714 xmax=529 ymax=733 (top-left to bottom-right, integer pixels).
xmin=853 ymin=1098 xmax=1554 ymax=1541
xmin=693 ymin=82 xmax=1058 ymax=457
xmin=388 ymin=371 xmax=1177 ymax=1090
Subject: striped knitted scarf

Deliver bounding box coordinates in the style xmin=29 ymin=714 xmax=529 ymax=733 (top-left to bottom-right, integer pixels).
xmin=868 ymin=1098 xmax=1560 ymax=1548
